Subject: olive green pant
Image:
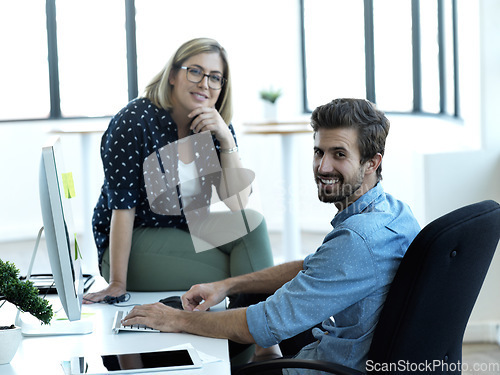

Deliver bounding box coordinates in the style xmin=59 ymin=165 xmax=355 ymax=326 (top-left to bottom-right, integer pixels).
xmin=101 ymin=209 xmax=274 ymax=291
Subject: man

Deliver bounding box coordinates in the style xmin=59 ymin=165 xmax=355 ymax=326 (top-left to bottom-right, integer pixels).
xmin=123 ymin=98 xmax=421 ymax=373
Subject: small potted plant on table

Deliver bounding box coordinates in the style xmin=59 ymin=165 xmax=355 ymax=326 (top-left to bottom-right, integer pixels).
xmin=0 ymin=259 xmax=53 ymax=364
xmin=259 ymin=87 xmax=282 ymax=121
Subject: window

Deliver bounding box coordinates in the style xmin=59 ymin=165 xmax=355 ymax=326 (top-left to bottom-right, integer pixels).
xmin=0 ymin=0 xmax=244 ymax=121
xmin=1 ymin=0 xmax=464 ymax=121
xmin=0 ymin=0 xmax=128 ymax=121
xmin=301 ymin=0 xmax=461 ymax=116
xmin=373 ymin=0 xmax=413 ymax=112
xmin=301 ymin=0 xmax=366 ymax=108
xmin=0 ymin=1 xmax=50 ymax=120
xmin=55 ymin=0 xmax=128 ymax=117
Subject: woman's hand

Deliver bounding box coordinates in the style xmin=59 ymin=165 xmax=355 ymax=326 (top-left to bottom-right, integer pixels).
xmin=82 ymin=281 xmax=126 ymax=304
xmin=188 ymin=107 xmax=234 ymax=148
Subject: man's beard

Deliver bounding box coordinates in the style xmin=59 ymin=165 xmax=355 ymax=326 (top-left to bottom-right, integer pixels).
xmin=316 ymin=169 xmax=365 ymax=204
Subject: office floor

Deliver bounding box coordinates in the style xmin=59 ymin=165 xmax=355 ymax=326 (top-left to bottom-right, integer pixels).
xmin=1 ymin=232 xmax=499 ymax=373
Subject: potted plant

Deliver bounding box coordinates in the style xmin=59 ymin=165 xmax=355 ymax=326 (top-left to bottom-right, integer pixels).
xmin=0 ymin=259 xmax=53 ymax=364
xmin=259 ymin=87 xmax=282 ymax=121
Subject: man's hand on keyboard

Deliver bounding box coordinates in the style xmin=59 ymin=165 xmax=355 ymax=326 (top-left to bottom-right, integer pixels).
xmin=121 ymin=303 xmax=183 ymax=333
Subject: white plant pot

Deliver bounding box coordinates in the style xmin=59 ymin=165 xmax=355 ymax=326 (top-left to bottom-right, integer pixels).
xmin=263 ymin=101 xmax=278 ymax=121
xmin=0 ymin=326 xmax=22 ymax=364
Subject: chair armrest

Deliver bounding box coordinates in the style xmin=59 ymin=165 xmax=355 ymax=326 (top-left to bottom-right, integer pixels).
xmin=234 ymin=358 xmax=365 ymax=375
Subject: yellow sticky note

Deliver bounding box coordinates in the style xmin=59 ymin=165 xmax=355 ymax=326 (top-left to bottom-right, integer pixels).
xmin=56 ymin=312 xmax=95 ymax=321
xmin=61 ymin=172 xmax=76 ymax=199
xmin=74 ymin=234 xmax=83 ymax=260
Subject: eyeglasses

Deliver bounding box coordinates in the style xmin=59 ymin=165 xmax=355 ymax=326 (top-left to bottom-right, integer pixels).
xmin=180 ymin=66 xmax=226 ymax=90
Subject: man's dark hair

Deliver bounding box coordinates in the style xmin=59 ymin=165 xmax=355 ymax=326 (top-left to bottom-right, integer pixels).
xmin=311 ymin=98 xmax=390 ymax=181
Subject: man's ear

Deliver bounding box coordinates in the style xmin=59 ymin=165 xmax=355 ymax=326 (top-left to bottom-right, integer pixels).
xmin=365 ymin=153 xmax=383 ymax=175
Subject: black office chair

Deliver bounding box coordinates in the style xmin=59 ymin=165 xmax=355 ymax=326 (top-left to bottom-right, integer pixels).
xmin=235 ymin=200 xmax=500 ymax=375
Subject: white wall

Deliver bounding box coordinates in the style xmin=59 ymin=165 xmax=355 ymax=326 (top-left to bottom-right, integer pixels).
xmin=423 ymin=0 xmax=500 ymax=342
xmin=0 ymin=0 xmax=498 ymax=341
xmin=0 ymin=120 xmax=105 ymax=242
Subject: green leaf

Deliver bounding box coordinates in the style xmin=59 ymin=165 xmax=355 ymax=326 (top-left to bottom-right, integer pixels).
xmin=0 ymin=259 xmax=54 ymax=325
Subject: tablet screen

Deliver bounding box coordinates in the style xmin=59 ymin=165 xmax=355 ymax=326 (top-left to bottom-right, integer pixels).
xmin=71 ymin=348 xmax=201 ymax=374
xmin=105 ymin=349 xmax=193 ymax=368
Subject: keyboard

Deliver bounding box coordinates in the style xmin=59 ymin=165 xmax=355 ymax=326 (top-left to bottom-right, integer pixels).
xmin=112 ymin=310 xmax=159 ymax=334
xmin=21 ymin=273 xmax=95 ymax=294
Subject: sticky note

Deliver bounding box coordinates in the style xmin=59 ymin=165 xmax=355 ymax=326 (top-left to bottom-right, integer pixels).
xmin=61 ymin=172 xmax=76 ymax=199
xmin=74 ymin=234 xmax=83 ymax=260
xmin=56 ymin=312 xmax=94 ymax=321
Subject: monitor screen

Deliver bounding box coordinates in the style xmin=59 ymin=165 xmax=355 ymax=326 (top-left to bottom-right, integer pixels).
xmin=39 ymin=136 xmax=84 ymax=321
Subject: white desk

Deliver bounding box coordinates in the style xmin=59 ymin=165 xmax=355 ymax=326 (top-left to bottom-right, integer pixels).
xmin=243 ymin=121 xmax=312 ymax=261
xmin=2 ymin=291 xmax=230 ymax=375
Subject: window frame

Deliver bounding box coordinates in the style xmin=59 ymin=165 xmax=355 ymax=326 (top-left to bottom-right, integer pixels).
xmin=1 ymin=0 xmax=460 ymax=122
xmin=300 ymin=0 xmax=461 ymax=117
xmin=0 ymin=0 xmax=137 ymax=123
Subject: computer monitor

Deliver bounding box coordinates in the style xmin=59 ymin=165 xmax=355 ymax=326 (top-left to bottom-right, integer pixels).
xmin=39 ymin=136 xmax=84 ymax=321
xmin=18 ymin=136 xmax=92 ymax=335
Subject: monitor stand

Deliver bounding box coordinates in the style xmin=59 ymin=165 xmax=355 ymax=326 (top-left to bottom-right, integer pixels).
xmin=18 ymin=312 xmax=93 ymax=336
xmin=15 ymin=227 xmax=94 ymax=336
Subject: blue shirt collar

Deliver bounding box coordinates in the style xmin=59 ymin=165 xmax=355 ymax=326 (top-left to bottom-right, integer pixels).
xmin=331 ymin=183 xmax=384 ymax=227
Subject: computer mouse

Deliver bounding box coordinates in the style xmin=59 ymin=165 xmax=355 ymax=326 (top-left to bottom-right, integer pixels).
xmin=159 ymin=295 xmax=183 ymax=310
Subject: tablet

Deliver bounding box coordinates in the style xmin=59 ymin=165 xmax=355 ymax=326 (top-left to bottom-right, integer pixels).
xmin=70 ymin=348 xmax=202 ymax=374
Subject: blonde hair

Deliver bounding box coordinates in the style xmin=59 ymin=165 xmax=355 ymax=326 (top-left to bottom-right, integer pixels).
xmin=143 ymin=38 xmax=233 ymax=124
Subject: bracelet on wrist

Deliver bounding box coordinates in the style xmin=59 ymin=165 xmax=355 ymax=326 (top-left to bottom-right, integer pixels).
xmin=220 ymin=146 xmax=238 ymax=154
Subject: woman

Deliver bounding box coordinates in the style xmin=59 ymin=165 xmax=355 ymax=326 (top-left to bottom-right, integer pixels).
xmin=84 ymin=38 xmax=274 ymax=303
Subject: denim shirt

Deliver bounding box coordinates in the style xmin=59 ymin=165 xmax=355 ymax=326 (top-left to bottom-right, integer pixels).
xmin=246 ymin=183 xmax=420 ymax=374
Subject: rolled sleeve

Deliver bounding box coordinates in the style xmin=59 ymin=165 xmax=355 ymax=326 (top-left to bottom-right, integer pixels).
xmin=246 ymin=302 xmax=279 ymax=348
